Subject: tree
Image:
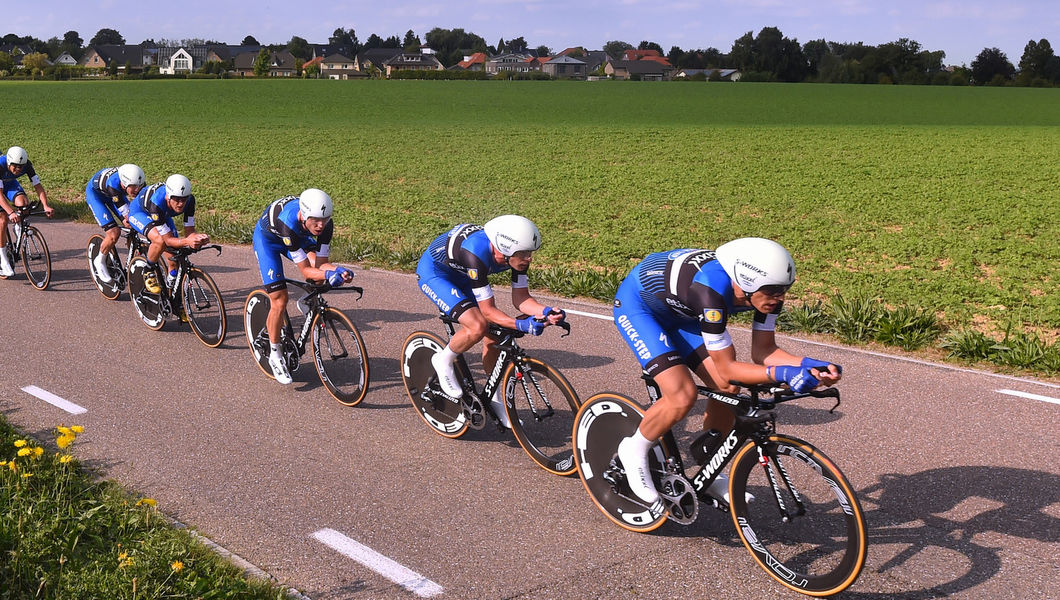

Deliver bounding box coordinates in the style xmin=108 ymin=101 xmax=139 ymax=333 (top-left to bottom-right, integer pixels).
xmin=364 ymin=34 xmax=383 ymax=50
xmin=638 ymin=40 xmax=664 ymax=54
xmin=22 ymin=52 xmax=49 ymax=76
xmin=1019 ymin=38 xmax=1059 ymax=83
xmin=61 ymin=30 xmax=83 ymax=58
xmin=287 ymin=36 xmax=310 ymax=60
xmin=253 ymin=48 xmax=270 ymax=77
xmin=535 ymin=45 xmax=551 ymax=57
xmin=90 ymin=28 xmax=124 ymax=46
xmin=424 ymin=28 xmax=488 ymax=66
xmin=603 ymin=40 xmax=633 ymax=59
xmin=403 ymin=30 xmax=421 ymax=52
xmin=241 ymin=35 xmax=260 ymax=46
xmin=971 ymin=47 xmax=1015 ymax=84
xmin=382 ymin=35 xmax=401 ymax=48
xmin=0 ymin=51 xmax=13 ymax=74
xmin=507 ymin=36 xmax=528 ymax=53
xmin=329 ymin=28 xmax=359 ymax=54
xmin=496 ymin=37 xmax=507 ymax=54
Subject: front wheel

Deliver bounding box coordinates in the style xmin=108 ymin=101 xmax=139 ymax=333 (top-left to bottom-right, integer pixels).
xmin=728 ymin=434 xmax=868 ymax=597
xmin=573 ymin=392 xmax=669 ymax=533
xmin=86 ymin=235 xmax=124 ymax=299
xmin=183 ymin=267 xmax=227 ymax=347
xmin=312 ymin=308 xmax=369 ymax=406
xmin=401 ymin=331 xmax=469 ymax=439
xmin=20 ymin=226 xmax=51 ymax=290
xmin=503 ymin=357 xmax=580 ymax=476
xmin=129 ymin=257 xmax=166 ymax=330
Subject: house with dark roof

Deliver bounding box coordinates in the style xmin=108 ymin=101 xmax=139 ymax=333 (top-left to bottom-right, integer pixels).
xmin=485 ymin=53 xmax=537 ymax=74
xmin=79 ymin=45 xmax=144 ymax=73
xmin=355 ymin=48 xmax=403 ymax=74
xmin=383 ymin=53 xmax=444 ymax=76
xmin=674 ymin=68 xmax=742 ymax=81
xmin=606 ymin=59 xmax=675 ymax=81
xmin=230 ymin=50 xmax=297 ymax=76
xmin=322 ymin=53 xmax=359 ymax=79
xmin=541 ymin=55 xmax=586 ymax=79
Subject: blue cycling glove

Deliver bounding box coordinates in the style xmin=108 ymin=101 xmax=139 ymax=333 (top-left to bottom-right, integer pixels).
xmin=771 ymin=365 xmax=819 ymax=393
xmin=542 ymin=306 xmax=567 ymax=323
xmin=515 ymin=316 xmax=545 ymax=336
xmin=325 ymin=266 xmax=351 ymax=287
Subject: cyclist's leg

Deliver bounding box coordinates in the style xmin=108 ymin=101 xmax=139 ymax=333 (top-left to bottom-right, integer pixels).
xmin=416 ymin=258 xmax=479 ymax=397
xmin=129 ymin=208 xmax=167 ymax=292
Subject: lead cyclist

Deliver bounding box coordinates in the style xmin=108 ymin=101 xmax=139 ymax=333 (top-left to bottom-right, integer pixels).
xmin=612 ymin=237 xmax=842 ymax=515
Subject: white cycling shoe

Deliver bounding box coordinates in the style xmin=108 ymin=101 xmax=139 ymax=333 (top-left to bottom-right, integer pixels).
xmin=93 ymin=252 xmax=113 ymax=283
xmin=431 ymin=352 xmax=463 ymax=398
xmin=618 ymin=436 xmax=662 ymax=509
xmin=705 ymin=474 xmax=755 ymax=504
xmin=490 ymin=391 xmax=512 ymax=429
xmin=0 ymin=249 xmax=13 ymax=277
xmin=268 ymin=353 xmax=292 ymax=385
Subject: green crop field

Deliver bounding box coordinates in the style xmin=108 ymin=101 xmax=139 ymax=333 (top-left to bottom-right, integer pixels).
xmin=3 ymin=79 xmax=1059 ymax=336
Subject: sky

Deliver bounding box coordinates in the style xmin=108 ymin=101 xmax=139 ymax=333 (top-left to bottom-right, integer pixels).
xmin=7 ymin=1 xmax=1058 ymax=66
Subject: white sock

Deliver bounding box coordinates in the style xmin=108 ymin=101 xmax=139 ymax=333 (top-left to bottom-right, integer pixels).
xmin=270 ymin=343 xmax=282 ymax=356
xmin=628 ymin=429 xmax=654 ymax=453
xmin=437 ymin=344 xmax=459 ymax=364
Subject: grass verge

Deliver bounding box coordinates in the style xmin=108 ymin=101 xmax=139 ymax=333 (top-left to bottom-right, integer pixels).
xmin=0 ymin=414 xmax=289 ymax=600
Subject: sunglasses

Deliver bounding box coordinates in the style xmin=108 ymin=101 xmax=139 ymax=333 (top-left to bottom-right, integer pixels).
xmin=170 ymin=195 xmax=190 ymax=203
xmin=755 ymin=284 xmax=791 ymax=298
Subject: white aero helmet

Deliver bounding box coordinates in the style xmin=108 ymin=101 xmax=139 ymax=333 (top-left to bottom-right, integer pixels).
xmin=165 ymin=174 xmax=192 ymax=197
xmin=714 ymin=237 xmax=796 ymax=294
xmin=299 ymin=188 xmax=333 ymax=219
xmin=484 ymin=214 xmax=541 ymax=256
xmin=118 ymin=164 xmax=145 ymax=188
xmin=6 ymin=146 xmax=28 ymax=166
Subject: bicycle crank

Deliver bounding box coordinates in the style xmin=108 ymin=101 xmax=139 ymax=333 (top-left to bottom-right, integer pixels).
xmin=659 ymin=474 xmax=698 ymax=525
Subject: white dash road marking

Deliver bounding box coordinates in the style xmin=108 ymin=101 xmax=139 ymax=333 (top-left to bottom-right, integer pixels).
xmin=997 ymin=389 xmax=1060 ymax=406
xmin=564 ymin=308 xmax=613 ymax=321
xmin=312 ymin=528 xmax=443 ymax=597
xmin=21 ymin=386 xmax=87 ymax=415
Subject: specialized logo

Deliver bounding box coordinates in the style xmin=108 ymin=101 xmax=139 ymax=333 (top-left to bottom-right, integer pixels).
xmin=703 ymin=309 xmax=723 ymax=323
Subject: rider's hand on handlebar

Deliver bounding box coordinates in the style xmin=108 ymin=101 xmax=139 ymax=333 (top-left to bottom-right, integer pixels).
xmin=771 ymin=365 xmax=820 ymax=393
xmin=43 ymin=206 xmax=55 ymax=218
xmin=515 ymin=316 xmax=546 ymax=336
xmin=542 ymin=306 xmax=566 ymax=325
xmin=6 ymin=211 xmax=20 ymax=224
xmin=187 ymin=233 xmax=210 ymax=248
xmin=801 ymin=357 xmax=842 ymax=386
xmin=325 ymin=266 xmax=352 ymax=287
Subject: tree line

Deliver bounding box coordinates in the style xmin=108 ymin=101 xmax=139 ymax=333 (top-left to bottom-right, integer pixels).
xmin=3 ymin=25 xmax=1058 ymax=86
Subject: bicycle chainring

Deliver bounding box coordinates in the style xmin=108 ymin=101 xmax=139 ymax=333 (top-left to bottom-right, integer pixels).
xmin=464 ymin=396 xmax=486 ymax=430
xmin=659 ymin=474 xmax=698 ymax=525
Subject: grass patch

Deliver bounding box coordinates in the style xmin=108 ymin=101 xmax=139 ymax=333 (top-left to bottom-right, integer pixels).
xmin=0 ymin=415 xmax=287 ymax=600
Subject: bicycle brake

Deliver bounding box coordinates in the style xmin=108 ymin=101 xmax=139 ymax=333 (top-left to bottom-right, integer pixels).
xmin=659 ymin=474 xmax=698 ymax=525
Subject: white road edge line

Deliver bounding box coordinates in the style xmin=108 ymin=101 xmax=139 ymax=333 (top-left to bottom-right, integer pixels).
xmin=997 ymin=389 xmax=1060 ymax=406
xmin=312 ymin=528 xmax=443 ymax=598
xmin=564 ymin=310 xmax=1060 ymax=390
xmin=21 ymin=385 xmax=87 ymax=414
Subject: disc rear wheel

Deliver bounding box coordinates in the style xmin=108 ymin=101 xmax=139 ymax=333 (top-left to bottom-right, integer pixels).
xmin=401 ymin=331 xmax=469 ymax=439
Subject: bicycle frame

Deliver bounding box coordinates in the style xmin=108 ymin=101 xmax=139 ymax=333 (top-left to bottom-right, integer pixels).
xmin=642 ymin=374 xmax=841 ymax=507
xmin=436 ymin=313 xmax=570 ymax=427
xmin=266 ymin=279 xmax=364 ymax=361
xmin=5 ymin=203 xmax=45 ymax=257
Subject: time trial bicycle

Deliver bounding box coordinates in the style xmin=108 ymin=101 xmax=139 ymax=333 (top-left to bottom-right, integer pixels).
xmin=401 ymin=312 xmax=580 ymax=476
xmin=573 ymin=376 xmax=867 ymax=597
xmin=127 ymin=244 xmax=227 ymax=347
xmin=0 ymin=202 xmax=51 ymax=290
xmin=244 ymin=279 xmax=370 ymax=406
xmin=87 ymin=224 xmax=149 ymax=300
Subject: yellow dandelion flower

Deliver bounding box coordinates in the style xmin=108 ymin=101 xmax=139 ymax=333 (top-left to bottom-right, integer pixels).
xmin=171 ymin=560 xmax=184 ymax=572
xmin=56 ymin=426 xmax=72 ymax=435
xmin=17 ymin=448 xmax=32 ymax=457
xmin=136 ymin=498 xmax=157 ymax=507
xmin=21 ymin=472 xmax=33 ymax=478
xmin=56 ymin=435 xmax=74 ymax=449
xmin=7 ymin=461 xmax=16 ymax=472
xmin=59 ymin=455 xmax=73 ymax=464
xmin=32 ymin=447 xmax=44 ymax=458
xmin=0 ymin=461 xmax=7 ymax=467
xmin=71 ymin=425 xmax=84 ymax=433
xmin=14 ymin=439 xmax=27 ymax=447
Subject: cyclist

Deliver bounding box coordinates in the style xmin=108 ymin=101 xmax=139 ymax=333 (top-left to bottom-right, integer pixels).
xmin=415 ymin=215 xmax=565 ymax=428
xmin=1 ymin=146 xmax=55 ymax=277
xmin=127 ymin=174 xmax=210 ymax=295
xmin=85 ymin=164 xmax=146 ymax=283
xmin=613 ymin=238 xmax=841 ymax=512
xmin=252 ymin=189 xmax=352 ymax=385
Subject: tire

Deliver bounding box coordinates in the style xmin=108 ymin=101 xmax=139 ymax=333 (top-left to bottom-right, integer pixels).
xmin=312 ymin=307 xmax=369 ymax=406
xmin=728 ymin=434 xmax=868 ymax=597
xmin=20 ymin=226 xmax=51 ymax=290
xmin=183 ymin=267 xmax=227 ymax=348
xmin=503 ymin=357 xmax=580 ymax=476
xmin=86 ymin=235 xmax=124 ymax=300
xmin=129 ymin=257 xmax=166 ymax=330
xmin=401 ymin=331 xmax=469 ymax=439
xmin=573 ymin=392 xmax=669 ymax=533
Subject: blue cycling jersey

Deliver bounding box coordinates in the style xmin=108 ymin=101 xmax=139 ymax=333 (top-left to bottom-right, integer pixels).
xmin=0 ymin=155 xmax=41 ymax=189
xmin=255 ymin=196 xmax=333 ymax=260
xmin=131 ymin=182 xmax=196 ymax=228
xmin=613 ymin=249 xmax=780 ymax=374
xmin=88 ymin=167 xmax=135 ymax=205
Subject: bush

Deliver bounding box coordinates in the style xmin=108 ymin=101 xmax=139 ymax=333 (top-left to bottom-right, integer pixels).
xmin=874 ymin=305 xmax=941 ymax=350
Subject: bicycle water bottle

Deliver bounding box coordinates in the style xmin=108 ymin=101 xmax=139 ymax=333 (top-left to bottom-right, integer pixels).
xmin=691 ymin=429 xmax=724 ymax=465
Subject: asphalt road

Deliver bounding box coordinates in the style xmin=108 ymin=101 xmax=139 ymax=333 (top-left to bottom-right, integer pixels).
xmin=2 ymin=220 xmax=1058 ymax=600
